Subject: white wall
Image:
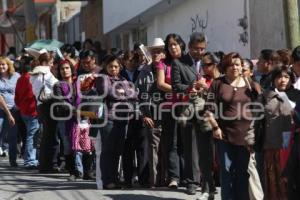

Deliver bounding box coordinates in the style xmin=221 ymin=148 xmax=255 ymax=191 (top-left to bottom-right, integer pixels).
xmin=146 ymin=0 xmax=250 ymax=57
xmin=250 ymin=0 xmax=287 ymax=58
xmin=103 ymin=0 xmax=162 ymax=34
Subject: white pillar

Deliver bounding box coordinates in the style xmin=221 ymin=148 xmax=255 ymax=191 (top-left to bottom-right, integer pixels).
xmin=2 ymin=0 xmax=7 ymax=12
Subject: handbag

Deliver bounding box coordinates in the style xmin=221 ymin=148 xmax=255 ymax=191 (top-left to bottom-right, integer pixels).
xmin=248 ymin=152 xmax=264 ymax=200
xmin=72 ymin=120 xmax=93 ymax=152
xmin=38 ymin=74 xmax=53 ymax=104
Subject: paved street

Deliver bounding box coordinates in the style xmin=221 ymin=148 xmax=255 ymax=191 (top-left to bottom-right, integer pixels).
xmin=0 ymin=158 xmax=221 ymax=200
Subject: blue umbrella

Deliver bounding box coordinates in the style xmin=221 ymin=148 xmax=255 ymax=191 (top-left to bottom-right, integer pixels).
xmin=26 ymin=39 xmax=64 ymax=51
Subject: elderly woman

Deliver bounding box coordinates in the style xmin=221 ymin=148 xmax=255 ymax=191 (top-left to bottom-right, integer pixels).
xmin=0 ymin=57 xmax=20 ymax=167
xmin=205 ymin=52 xmax=261 ymax=200
xmin=94 ymin=55 xmax=137 ymax=189
xmin=30 ymin=52 xmax=58 ymax=173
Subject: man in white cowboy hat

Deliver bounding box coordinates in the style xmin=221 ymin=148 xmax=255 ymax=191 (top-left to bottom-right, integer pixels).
xmin=148 ymin=37 xmax=165 ymax=64
xmin=135 ymin=37 xmax=166 ymax=187
xmin=148 ymin=38 xmax=165 ymax=50
xmin=138 ymin=38 xmax=165 ymax=65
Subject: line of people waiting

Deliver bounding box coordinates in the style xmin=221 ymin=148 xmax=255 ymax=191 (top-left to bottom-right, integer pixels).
xmin=0 ymin=34 xmax=300 ymax=200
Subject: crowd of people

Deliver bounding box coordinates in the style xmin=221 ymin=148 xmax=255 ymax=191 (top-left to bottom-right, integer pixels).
xmin=0 ymin=32 xmax=300 ymax=200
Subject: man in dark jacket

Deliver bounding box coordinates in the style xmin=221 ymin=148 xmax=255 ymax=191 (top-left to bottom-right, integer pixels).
xmin=257 ymin=49 xmax=280 ymax=90
xmin=135 ymin=39 xmax=166 ymax=187
xmin=120 ymin=55 xmax=149 ymax=187
xmin=171 ymin=32 xmax=214 ymax=199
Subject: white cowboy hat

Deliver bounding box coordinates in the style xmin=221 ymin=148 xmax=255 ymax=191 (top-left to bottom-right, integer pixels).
xmin=147 ymin=38 xmax=165 ymax=49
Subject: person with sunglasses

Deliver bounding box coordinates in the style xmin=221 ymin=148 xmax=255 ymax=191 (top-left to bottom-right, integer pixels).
xmin=242 ymin=58 xmax=256 ymax=81
xmin=201 ymin=52 xmax=222 ymax=87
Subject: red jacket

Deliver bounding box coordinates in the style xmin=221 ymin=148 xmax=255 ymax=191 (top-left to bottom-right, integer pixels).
xmin=14 ymin=73 xmax=38 ymax=117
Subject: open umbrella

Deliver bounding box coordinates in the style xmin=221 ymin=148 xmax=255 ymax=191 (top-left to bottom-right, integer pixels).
xmin=25 ymin=39 xmax=64 ymax=59
xmin=26 ymin=39 xmax=64 ymax=51
xmin=24 ymin=48 xmax=47 ymax=59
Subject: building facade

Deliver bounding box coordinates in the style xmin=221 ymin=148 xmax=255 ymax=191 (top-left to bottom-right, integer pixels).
xmin=57 ymin=0 xmax=106 ymax=48
xmin=103 ymin=0 xmax=288 ymax=58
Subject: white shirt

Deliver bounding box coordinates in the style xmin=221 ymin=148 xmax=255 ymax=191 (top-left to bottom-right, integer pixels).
xmin=188 ymin=53 xmax=203 ymax=76
xmin=30 ymin=66 xmax=58 ymax=105
xmin=275 ymin=88 xmax=296 ymax=109
xmin=294 ymin=77 xmax=300 ymax=90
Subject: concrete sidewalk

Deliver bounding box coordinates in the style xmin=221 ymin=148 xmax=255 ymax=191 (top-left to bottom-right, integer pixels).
xmin=0 ymin=157 xmax=221 ymax=200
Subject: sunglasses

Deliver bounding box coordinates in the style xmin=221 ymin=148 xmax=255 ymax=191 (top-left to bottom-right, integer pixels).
xmin=202 ymin=62 xmax=214 ymax=67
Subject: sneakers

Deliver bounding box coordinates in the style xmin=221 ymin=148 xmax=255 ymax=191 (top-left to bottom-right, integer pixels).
xmin=83 ymin=172 xmax=96 ymax=180
xmin=168 ymin=180 xmax=178 ymax=189
xmin=186 ymin=184 xmax=197 ymax=195
xmin=75 ymin=171 xmax=83 ymax=179
xmin=1 ymin=149 xmax=8 ymax=157
xmin=196 ymin=192 xmax=215 ymax=200
xmin=10 ymin=161 xmax=18 ymax=167
xmin=67 ymin=175 xmax=77 ymax=182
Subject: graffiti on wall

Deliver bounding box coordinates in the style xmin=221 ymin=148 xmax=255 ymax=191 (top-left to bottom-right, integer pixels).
xmin=191 ymin=10 xmax=208 ymax=33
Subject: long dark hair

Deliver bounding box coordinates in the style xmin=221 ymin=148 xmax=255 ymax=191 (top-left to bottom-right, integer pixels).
xmin=57 ymin=59 xmax=75 ymax=81
xmin=20 ymin=55 xmax=33 ymax=73
xmin=164 ymin=33 xmax=186 ymax=64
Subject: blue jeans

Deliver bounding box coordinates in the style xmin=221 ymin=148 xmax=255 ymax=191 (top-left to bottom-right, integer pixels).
xmin=56 ymin=121 xmax=71 ymax=155
xmin=0 ymin=108 xmax=18 ymax=164
xmin=22 ymin=115 xmax=39 ymax=167
xmin=218 ymin=140 xmax=250 ymax=200
xmin=75 ymin=151 xmax=93 ymax=175
xmin=75 ymin=152 xmax=83 ymax=174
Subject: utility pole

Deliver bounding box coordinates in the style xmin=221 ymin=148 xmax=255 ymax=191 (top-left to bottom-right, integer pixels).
xmin=283 ymin=0 xmax=300 ymax=49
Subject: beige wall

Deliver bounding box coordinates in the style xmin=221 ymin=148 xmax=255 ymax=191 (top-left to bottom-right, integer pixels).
xmin=81 ymin=0 xmax=106 ymax=47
